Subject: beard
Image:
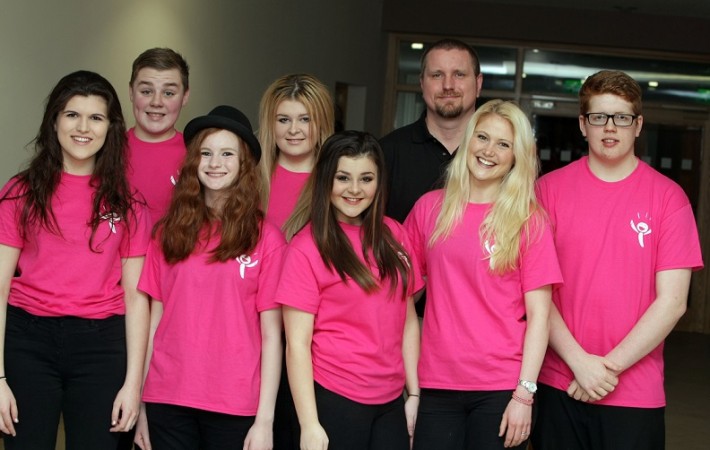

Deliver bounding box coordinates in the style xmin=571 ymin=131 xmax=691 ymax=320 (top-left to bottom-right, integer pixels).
xmin=435 ymin=101 xmax=464 ymax=119
xmin=433 ymin=90 xmax=464 ymax=118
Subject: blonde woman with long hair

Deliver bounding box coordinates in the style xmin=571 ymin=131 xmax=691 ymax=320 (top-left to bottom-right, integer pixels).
xmin=405 ymin=100 xmax=562 ymax=449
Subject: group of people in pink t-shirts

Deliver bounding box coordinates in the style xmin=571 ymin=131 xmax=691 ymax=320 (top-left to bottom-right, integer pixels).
xmin=0 ymin=43 xmax=703 ymax=450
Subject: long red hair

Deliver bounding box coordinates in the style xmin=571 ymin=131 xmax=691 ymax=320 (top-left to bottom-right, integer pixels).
xmin=157 ymin=127 xmax=263 ymax=263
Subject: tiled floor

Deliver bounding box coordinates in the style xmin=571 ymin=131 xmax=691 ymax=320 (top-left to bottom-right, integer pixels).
xmin=1 ymin=331 xmax=708 ymax=449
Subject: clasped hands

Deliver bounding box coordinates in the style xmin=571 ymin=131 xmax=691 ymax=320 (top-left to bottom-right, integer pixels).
xmin=567 ymin=353 xmax=622 ymax=403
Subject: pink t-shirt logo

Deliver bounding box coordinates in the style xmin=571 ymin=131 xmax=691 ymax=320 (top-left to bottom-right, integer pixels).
xmin=630 ymin=213 xmax=652 ymax=248
xmin=397 ymin=250 xmax=411 ymax=269
xmin=100 ymin=210 xmax=121 ymax=234
xmin=483 ymin=239 xmax=497 ymax=269
xmin=484 ymin=239 xmax=496 ymax=256
xmin=237 ymin=254 xmax=259 ymax=279
xmin=170 ymin=170 xmax=180 ymax=186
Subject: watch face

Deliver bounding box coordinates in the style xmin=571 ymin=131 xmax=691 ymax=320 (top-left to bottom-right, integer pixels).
xmin=520 ymin=380 xmax=537 ymax=393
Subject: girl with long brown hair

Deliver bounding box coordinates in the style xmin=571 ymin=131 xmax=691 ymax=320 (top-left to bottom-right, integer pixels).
xmin=0 ymin=70 xmax=151 ymax=449
xmin=277 ymin=131 xmax=423 ymax=450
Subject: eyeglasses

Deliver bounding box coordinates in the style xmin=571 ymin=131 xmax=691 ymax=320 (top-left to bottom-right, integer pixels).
xmin=584 ymin=113 xmax=638 ymax=127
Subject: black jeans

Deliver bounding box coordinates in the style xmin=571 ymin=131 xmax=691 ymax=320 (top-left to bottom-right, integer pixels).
xmin=4 ymin=304 xmax=127 ymax=450
xmin=314 ymin=382 xmax=409 ymax=450
xmin=145 ymin=402 xmax=255 ymax=450
xmin=413 ymin=388 xmax=532 ymax=450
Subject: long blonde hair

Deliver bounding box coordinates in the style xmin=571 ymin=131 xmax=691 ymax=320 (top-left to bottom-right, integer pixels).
xmin=257 ymin=74 xmax=334 ymax=211
xmin=430 ymin=100 xmax=542 ymax=274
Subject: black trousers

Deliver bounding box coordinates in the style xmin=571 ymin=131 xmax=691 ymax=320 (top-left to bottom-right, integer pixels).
xmin=4 ymin=305 xmax=127 ymax=450
xmin=531 ymin=383 xmax=665 ymax=450
xmin=413 ymin=388 xmax=532 ymax=450
xmin=145 ymin=402 xmax=255 ymax=450
xmin=315 ymin=383 xmax=409 ymax=450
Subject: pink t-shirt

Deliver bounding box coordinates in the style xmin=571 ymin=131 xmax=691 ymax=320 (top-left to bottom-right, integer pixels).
xmin=265 ymin=164 xmax=310 ymax=229
xmin=126 ymin=128 xmax=186 ymax=228
xmin=138 ymin=221 xmax=286 ymax=416
xmin=0 ymin=173 xmax=151 ymax=318
xmin=536 ymin=157 xmax=703 ymax=408
xmin=405 ymin=190 xmax=562 ymax=391
xmin=275 ymin=218 xmax=424 ymax=405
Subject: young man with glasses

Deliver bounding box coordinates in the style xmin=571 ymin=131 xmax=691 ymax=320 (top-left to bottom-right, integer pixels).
xmin=531 ymin=70 xmax=703 ymax=449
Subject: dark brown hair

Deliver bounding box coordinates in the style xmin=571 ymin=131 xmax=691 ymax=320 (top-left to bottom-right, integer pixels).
xmin=130 ymin=47 xmax=190 ymax=91
xmin=309 ymin=131 xmax=411 ymax=299
xmin=3 ymin=70 xmax=136 ymax=251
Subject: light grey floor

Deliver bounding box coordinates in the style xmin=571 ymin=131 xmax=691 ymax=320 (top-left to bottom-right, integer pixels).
xmin=1 ymin=331 xmax=707 ymax=450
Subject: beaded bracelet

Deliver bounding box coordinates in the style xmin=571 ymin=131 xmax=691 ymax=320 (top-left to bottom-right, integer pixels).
xmin=512 ymin=392 xmax=533 ymax=406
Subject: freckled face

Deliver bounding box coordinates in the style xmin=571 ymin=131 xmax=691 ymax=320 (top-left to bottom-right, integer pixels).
xmin=330 ymin=155 xmax=378 ymax=225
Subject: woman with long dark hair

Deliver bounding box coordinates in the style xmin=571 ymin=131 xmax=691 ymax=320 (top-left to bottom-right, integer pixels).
xmin=277 ymin=131 xmax=423 ymax=450
xmin=0 ymin=70 xmax=151 ymax=449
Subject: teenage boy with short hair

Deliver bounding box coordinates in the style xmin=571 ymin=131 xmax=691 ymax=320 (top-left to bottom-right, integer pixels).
xmin=127 ymin=48 xmax=190 ymax=226
xmin=532 ymin=70 xmax=703 ymax=450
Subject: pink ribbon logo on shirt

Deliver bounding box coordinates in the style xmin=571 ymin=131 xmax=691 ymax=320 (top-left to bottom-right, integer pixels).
xmin=236 ymin=254 xmax=259 ymax=279
xmin=100 ymin=211 xmax=121 ymax=234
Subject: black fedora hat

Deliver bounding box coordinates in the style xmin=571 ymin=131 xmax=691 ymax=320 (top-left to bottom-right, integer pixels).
xmin=183 ymin=105 xmax=261 ymax=162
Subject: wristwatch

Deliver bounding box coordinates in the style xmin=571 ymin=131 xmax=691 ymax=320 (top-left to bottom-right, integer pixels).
xmin=518 ymin=379 xmax=538 ymax=395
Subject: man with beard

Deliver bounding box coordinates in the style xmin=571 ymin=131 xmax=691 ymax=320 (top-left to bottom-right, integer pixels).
xmin=381 ymin=39 xmax=483 ymax=225
xmin=381 ymin=39 xmax=482 ymax=317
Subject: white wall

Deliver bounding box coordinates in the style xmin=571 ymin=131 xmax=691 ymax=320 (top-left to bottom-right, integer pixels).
xmin=0 ymin=0 xmax=386 ymax=183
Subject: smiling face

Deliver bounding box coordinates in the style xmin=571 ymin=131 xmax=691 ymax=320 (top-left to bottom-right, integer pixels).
xmin=55 ymin=95 xmax=109 ymax=175
xmin=330 ymin=155 xmax=378 ymax=225
xmin=466 ymin=114 xmax=515 ymax=201
xmin=420 ymin=48 xmax=482 ymax=119
xmin=197 ymin=129 xmax=242 ymax=209
xmin=274 ymin=99 xmax=314 ymax=171
xmin=129 ymin=67 xmax=190 ymax=143
xmin=580 ymin=93 xmax=642 ymax=169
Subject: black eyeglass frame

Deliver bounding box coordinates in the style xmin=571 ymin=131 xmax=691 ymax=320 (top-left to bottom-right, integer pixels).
xmin=583 ymin=113 xmax=639 ymax=127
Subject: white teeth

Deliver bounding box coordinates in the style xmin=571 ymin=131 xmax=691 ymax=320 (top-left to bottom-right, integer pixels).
xmin=74 ymin=137 xmax=90 ymax=143
xmin=478 ymin=157 xmax=494 ymax=166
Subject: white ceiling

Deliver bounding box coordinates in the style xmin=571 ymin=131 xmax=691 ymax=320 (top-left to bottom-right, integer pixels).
xmin=482 ymin=0 xmax=710 ymax=19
